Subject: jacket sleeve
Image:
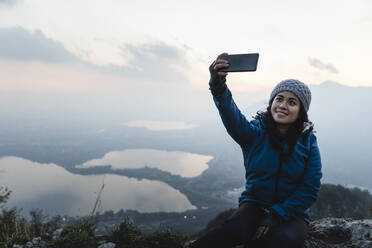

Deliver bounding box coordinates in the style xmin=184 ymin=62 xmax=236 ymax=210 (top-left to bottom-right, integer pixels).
xmin=270 ymin=133 xmax=322 ymax=221
xmin=213 ymin=86 xmax=261 ymax=148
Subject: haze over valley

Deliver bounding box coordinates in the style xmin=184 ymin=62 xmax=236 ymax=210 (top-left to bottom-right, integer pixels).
xmin=1 ymin=81 xmax=371 ymax=219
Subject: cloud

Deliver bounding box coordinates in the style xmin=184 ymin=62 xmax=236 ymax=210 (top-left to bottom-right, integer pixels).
xmin=93 ymin=41 xmax=189 ymax=83
xmin=0 ymin=26 xmax=189 ymax=83
xmin=124 ymin=42 xmax=184 ymax=62
xmin=0 ymin=27 xmax=77 ymax=63
xmin=308 ymin=57 xmax=339 ymax=74
xmin=0 ymin=0 xmax=21 ymax=6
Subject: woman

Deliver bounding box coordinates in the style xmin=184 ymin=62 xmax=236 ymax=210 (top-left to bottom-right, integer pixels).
xmin=188 ymin=54 xmax=322 ymax=248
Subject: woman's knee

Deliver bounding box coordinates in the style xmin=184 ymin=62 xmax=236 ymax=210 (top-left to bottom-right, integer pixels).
xmin=279 ymin=229 xmax=305 ymax=245
xmin=217 ymin=202 xmax=266 ymax=243
xmin=262 ymin=221 xmax=307 ymax=248
xmin=222 ymin=202 xmax=265 ymax=231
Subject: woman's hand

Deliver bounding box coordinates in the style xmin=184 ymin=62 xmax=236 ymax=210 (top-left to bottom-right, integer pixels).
xmin=252 ymin=225 xmax=270 ymax=240
xmin=209 ymin=53 xmax=230 ymax=96
xmin=212 ymin=53 xmax=230 ymax=77
xmin=252 ymin=210 xmax=284 ymax=240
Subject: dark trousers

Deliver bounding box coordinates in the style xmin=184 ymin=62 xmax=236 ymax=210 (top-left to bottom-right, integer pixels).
xmin=191 ymin=202 xmax=308 ymax=248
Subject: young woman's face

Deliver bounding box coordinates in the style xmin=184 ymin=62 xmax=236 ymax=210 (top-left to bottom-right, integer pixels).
xmin=270 ymin=91 xmax=301 ymax=131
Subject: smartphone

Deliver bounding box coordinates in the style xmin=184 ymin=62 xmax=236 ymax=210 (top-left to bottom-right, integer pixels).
xmin=219 ymin=53 xmax=259 ymax=72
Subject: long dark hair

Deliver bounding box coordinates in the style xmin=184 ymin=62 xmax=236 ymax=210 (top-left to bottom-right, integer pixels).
xmin=256 ymin=99 xmax=310 ymax=157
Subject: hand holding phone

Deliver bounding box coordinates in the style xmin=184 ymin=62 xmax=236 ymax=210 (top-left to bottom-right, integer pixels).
xmin=219 ymin=53 xmax=259 ymax=72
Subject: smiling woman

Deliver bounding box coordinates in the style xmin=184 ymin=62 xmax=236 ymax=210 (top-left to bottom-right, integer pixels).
xmin=187 ymin=54 xmax=322 ymax=248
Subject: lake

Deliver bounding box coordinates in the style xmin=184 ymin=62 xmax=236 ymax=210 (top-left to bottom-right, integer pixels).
xmin=0 ymin=156 xmax=198 ymax=217
xmin=76 ymin=148 xmax=212 ymax=178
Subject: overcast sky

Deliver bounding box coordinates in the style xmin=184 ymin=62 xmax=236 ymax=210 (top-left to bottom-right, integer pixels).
xmin=1 ymin=0 xmax=371 ymax=95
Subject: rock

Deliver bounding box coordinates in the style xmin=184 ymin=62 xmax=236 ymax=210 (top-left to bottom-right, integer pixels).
xmin=97 ymin=242 xmax=116 ymax=248
xmin=52 ymin=228 xmax=63 ymax=240
xmin=25 ymin=242 xmax=33 ymax=248
xmin=32 ymin=237 xmax=41 ymax=245
xmin=183 ymin=240 xmax=196 ymax=248
xmin=304 ymin=218 xmax=372 ymax=248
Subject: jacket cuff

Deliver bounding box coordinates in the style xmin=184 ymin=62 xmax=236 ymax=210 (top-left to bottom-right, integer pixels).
xmin=270 ymin=205 xmax=289 ymax=221
xmin=211 ymin=84 xmax=228 ymax=99
xmin=209 ymin=81 xmax=227 ymax=95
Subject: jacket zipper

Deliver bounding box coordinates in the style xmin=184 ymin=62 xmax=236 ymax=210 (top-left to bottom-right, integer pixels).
xmin=274 ymin=153 xmax=283 ymax=203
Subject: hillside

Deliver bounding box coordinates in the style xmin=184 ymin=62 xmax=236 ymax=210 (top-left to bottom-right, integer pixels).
xmin=2 ymin=183 xmax=371 ymax=247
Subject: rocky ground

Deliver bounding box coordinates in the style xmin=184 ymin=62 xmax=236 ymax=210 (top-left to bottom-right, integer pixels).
xmin=233 ymin=218 xmax=372 ymax=248
xmin=304 ymin=218 xmax=372 ymax=248
xmin=11 ymin=217 xmax=372 ymax=248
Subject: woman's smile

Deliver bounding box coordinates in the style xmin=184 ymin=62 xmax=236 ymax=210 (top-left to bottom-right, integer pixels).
xmin=275 ymin=111 xmax=288 ymax=117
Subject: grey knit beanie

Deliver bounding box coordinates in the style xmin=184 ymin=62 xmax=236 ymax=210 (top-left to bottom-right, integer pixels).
xmin=269 ymin=79 xmax=312 ymax=112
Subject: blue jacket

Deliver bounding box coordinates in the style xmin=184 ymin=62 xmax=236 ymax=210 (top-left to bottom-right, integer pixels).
xmin=213 ymin=87 xmax=322 ymax=223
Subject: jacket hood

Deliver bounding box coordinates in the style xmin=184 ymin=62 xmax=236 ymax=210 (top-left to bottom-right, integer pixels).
xmin=302 ymin=121 xmax=314 ymax=134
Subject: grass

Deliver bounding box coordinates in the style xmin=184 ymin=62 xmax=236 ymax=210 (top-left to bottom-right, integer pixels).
xmin=0 ymin=185 xmax=98 ymax=248
xmin=0 ymin=208 xmax=31 ymax=247
xmin=0 ymin=184 xmax=190 ymax=248
xmin=108 ymin=217 xmax=189 ymax=248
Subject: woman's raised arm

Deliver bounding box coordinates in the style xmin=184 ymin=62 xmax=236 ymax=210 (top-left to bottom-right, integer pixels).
xmin=209 ymin=54 xmax=262 ymax=148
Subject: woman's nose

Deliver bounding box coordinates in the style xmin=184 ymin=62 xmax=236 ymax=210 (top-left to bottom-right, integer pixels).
xmin=279 ymin=101 xmax=287 ymax=108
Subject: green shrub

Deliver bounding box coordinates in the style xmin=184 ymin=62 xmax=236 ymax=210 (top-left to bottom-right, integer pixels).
xmin=0 ymin=208 xmax=31 ymax=248
xmin=0 ymin=186 xmax=102 ymax=247
xmin=54 ymin=218 xmax=96 ymax=245
xmin=109 ymin=217 xmax=142 ymax=245
xmin=0 ymin=187 xmax=11 ymax=208
xmin=151 ymin=228 xmax=188 ymax=248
